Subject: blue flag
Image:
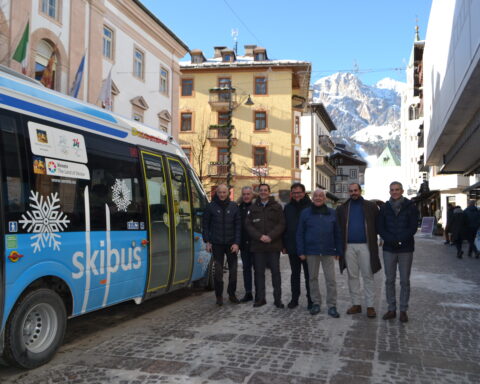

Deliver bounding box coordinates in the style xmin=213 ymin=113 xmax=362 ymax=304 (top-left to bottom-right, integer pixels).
xmin=69 ymin=54 xmax=85 ymax=98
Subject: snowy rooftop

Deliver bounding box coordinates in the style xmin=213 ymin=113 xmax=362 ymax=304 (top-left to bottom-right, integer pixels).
xmin=181 ymin=55 xmax=310 ymax=69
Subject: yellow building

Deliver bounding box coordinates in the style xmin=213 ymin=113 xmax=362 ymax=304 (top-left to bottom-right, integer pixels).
xmin=179 ymin=45 xmax=311 ymax=201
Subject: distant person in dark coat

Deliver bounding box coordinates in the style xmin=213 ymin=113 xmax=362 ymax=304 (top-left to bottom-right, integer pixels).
xmin=464 ymin=200 xmax=480 ymax=258
xmin=450 ymin=206 xmax=467 ymax=258
xmin=282 ymin=183 xmax=313 ymax=310
xmin=203 ymin=184 xmax=241 ymax=306
xmin=377 ymin=181 xmax=419 ymax=323
xmin=245 ymin=184 xmax=286 ymax=308
xmin=238 ymin=186 xmax=255 ymax=302
xmin=444 ymin=203 xmax=455 ymax=245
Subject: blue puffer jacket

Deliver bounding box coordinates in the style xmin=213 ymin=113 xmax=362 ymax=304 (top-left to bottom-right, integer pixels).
xmin=377 ymin=198 xmax=419 ymax=252
xmin=296 ymin=205 xmax=343 ymax=257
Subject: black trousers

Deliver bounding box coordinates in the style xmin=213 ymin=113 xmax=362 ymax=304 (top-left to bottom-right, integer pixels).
xmin=288 ymin=253 xmax=312 ymax=304
xmin=254 ymin=252 xmax=281 ymax=303
xmin=240 ymin=248 xmax=255 ymax=294
xmin=212 ymin=244 xmax=238 ymax=298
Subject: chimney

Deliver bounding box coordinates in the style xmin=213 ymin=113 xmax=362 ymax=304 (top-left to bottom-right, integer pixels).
xmin=244 ymin=45 xmax=257 ymax=57
xmin=213 ymin=46 xmax=227 ymax=58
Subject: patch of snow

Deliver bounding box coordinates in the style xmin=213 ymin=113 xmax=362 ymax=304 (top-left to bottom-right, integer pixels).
xmin=351 ymin=124 xmax=399 ymax=143
xmin=375 ymin=77 xmax=406 ymax=94
xmin=411 ymin=272 xmax=476 ymax=294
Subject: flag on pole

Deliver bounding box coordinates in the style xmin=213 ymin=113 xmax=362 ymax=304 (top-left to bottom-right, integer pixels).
xmin=40 ymin=51 xmax=56 ymax=89
xmin=98 ymin=70 xmax=112 ymax=110
xmin=69 ymin=54 xmax=86 ymax=98
xmin=12 ymin=21 xmax=30 ymax=74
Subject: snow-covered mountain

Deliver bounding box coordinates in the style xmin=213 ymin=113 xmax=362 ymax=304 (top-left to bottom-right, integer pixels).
xmin=312 ymin=72 xmax=404 ymax=158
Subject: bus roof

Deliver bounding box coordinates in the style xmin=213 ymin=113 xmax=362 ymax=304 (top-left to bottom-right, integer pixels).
xmin=0 ymin=65 xmax=186 ymax=160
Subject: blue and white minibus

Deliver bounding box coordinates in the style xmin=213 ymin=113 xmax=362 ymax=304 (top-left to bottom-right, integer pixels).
xmin=0 ymin=66 xmax=211 ymax=368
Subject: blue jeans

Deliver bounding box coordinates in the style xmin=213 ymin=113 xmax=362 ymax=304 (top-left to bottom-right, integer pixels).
xmin=383 ymin=251 xmax=413 ymax=312
xmin=240 ymin=248 xmax=254 ymax=294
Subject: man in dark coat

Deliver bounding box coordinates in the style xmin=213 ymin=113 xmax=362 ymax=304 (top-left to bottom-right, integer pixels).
xmin=450 ymin=206 xmax=467 ymax=258
xmin=282 ymin=183 xmax=313 ymax=309
xmin=238 ymin=186 xmax=255 ymax=302
xmin=444 ymin=203 xmax=455 ymax=245
xmin=203 ymin=184 xmax=241 ymax=306
xmin=336 ymin=183 xmax=380 ymax=318
xmin=377 ymin=181 xmax=419 ymax=323
xmin=245 ymin=183 xmax=286 ymax=308
xmin=464 ymin=200 xmax=480 ymax=258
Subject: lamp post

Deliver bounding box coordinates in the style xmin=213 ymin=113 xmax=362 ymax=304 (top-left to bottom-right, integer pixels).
xmin=226 ymin=86 xmax=254 ymax=190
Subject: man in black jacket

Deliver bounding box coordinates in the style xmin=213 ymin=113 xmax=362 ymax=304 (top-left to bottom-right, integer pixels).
xmin=203 ymin=184 xmax=241 ymax=306
xmin=238 ymin=186 xmax=255 ymax=302
xmin=377 ymin=181 xmax=419 ymax=323
xmin=282 ymin=183 xmax=313 ymax=309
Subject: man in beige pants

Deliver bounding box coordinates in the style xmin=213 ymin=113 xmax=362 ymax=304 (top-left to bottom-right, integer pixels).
xmin=336 ymin=183 xmax=381 ymax=318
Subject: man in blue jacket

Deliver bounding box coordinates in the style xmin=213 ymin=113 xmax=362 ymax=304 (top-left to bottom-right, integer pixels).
xmin=297 ymin=189 xmax=343 ymax=317
xmin=203 ymin=184 xmax=241 ymax=306
xmin=377 ymin=181 xmax=419 ymax=323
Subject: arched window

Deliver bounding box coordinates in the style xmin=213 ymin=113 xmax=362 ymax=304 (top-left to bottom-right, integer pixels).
xmin=35 ymin=40 xmax=57 ymax=89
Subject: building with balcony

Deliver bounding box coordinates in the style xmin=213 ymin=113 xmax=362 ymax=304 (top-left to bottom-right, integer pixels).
xmin=329 ymin=144 xmax=366 ymax=202
xmin=179 ymin=45 xmax=311 ymax=200
xmin=422 ymin=0 xmax=480 ymax=206
xmin=300 ymin=103 xmax=337 ymax=201
xmin=1 ymin=0 xmax=188 ymax=137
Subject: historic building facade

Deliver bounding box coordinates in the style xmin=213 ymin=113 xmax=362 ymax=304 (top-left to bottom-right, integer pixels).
xmin=179 ymin=45 xmax=311 ymax=200
xmin=1 ymin=0 xmax=188 ymax=137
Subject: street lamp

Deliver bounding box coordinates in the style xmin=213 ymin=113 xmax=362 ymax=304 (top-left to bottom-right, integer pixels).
xmin=226 ymin=87 xmax=254 ymax=189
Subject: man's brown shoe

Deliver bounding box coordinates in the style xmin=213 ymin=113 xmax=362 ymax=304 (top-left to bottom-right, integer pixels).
xmin=346 ymin=305 xmax=362 ymax=315
xmin=382 ymin=310 xmax=396 ymax=320
xmin=367 ymin=307 xmax=377 ymax=318
xmin=399 ymin=311 xmax=408 ymax=323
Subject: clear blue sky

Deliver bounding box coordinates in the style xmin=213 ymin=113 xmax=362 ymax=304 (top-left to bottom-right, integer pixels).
xmin=141 ymin=0 xmax=432 ymax=85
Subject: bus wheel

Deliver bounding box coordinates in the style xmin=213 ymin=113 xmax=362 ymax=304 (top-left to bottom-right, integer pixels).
xmin=206 ymin=258 xmax=215 ymax=291
xmin=4 ymin=288 xmax=66 ymax=369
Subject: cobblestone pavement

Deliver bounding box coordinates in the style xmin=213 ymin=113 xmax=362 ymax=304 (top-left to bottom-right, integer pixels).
xmin=1 ymin=236 xmax=480 ymax=383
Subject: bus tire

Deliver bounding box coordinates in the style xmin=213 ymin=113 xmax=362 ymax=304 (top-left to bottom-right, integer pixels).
xmin=3 ymin=288 xmax=67 ymax=369
xmin=206 ymin=258 xmax=215 ymax=291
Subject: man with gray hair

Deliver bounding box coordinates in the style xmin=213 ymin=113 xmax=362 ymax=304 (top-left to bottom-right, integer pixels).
xmin=377 ymin=181 xmax=419 ymax=323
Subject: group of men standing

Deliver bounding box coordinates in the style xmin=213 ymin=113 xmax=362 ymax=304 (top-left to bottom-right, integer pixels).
xmin=202 ymin=181 xmax=418 ymax=323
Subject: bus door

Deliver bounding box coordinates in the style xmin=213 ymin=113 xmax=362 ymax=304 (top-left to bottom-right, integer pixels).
xmin=140 ymin=151 xmax=172 ymax=293
xmin=165 ymin=157 xmax=194 ymax=286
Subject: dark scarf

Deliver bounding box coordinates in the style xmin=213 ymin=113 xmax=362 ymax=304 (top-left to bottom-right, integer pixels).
xmin=311 ymin=204 xmax=330 ymax=215
xmin=290 ymin=195 xmax=312 ymax=211
xmin=214 ymin=194 xmax=230 ymax=209
xmin=389 ymin=197 xmax=404 ymax=216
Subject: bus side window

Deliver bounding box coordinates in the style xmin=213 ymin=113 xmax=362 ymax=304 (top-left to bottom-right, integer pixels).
xmin=0 ymin=114 xmax=27 ymax=220
xmin=189 ymin=171 xmax=207 ymax=234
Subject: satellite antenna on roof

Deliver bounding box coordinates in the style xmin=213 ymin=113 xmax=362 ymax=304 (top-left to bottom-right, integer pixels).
xmin=232 ymin=29 xmax=239 ymax=55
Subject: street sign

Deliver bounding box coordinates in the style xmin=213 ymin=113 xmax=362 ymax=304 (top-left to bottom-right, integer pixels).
xmin=419 ymin=216 xmax=435 ymax=237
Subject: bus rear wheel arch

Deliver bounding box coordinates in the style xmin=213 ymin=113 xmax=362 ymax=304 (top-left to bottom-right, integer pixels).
xmin=3 ymin=288 xmax=67 ymax=369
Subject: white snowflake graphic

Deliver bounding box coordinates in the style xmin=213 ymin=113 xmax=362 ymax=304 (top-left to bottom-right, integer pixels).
xmin=19 ymin=191 xmax=70 ymax=253
xmin=111 ymin=179 xmax=131 ymax=212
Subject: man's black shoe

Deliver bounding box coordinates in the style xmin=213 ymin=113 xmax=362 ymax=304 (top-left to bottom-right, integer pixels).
xmin=382 ymin=311 xmax=396 ymax=320
xmin=457 ymin=250 xmax=463 ymax=258
xmin=307 ymin=301 xmax=314 ymax=310
xmin=253 ymin=299 xmax=266 ymax=307
xmin=287 ymin=300 xmax=298 ymax=309
xmin=399 ymin=311 xmax=409 ymax=323
xmin=240 ymin=292 xmax=253 ymax=303
xmin=328 ymin=306 xmax=340 ymax=318
xmin=216 ymin=297 xmax=223 ymax=306
xmin=274 ymin=301 xmax=285 ymax=309
xmin=229 ymin=295 xmax=240 ymax=304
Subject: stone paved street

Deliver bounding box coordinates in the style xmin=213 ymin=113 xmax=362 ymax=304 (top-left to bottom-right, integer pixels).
xmin=1 ymin=235 xmax=480 ymax=383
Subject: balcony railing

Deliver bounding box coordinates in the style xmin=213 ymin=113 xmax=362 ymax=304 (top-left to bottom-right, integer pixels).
xmin=318 ymin=135 xmax=335 ymax=152
xmin=207 ymin=125 xmax=237 ymax=144
xmin=315 ymin=155 xmax=336 ymax=176
xmin=208 ymin=88 xmax=238 ymax=111
xmin=208 ymin=162 xmax=236 ymax=177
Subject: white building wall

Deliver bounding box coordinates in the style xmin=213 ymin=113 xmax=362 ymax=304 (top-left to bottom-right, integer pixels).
xmin=364 ymin=166 xmax=403 ymax=202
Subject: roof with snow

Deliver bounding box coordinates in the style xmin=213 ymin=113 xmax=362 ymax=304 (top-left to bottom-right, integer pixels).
xmin=376 ymin=145 xmax=400 ymax=167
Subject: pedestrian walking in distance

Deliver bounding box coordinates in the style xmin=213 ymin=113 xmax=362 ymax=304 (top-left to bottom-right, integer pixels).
xmin=464 ymin=200 xmax=480 ymax=258
xmin=377 ymin=181 xmax=419 ymax=323
xmin=297 ymin=189 xmax=343 ymax=318
xmin=282 ymin=183 xmax=313 ymax=310
xmin=449 ymin=206 xmax=467 ymax=259
xmin=238 ymin=186 xmax=255 ymax=302
xmin=245 ymin=184 xmax=285 ymax=308
xmin=202 ymin=184 xmax=241 ymax=306
xmin=336 ymin=183 xmax=381 ymax=318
